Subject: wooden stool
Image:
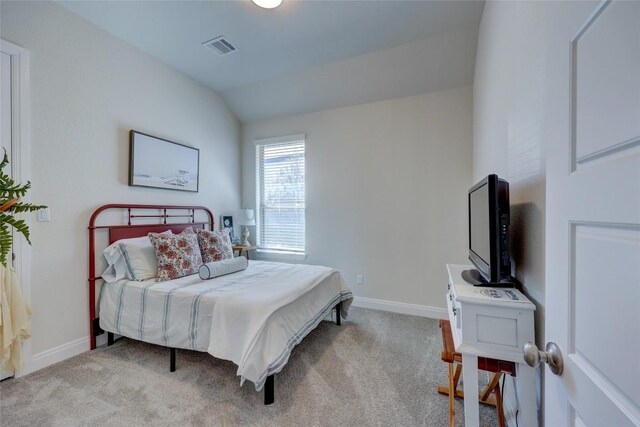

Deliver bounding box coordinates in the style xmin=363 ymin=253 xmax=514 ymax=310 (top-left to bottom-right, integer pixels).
xmin=438 ymin=319 xmax=516 ymax=427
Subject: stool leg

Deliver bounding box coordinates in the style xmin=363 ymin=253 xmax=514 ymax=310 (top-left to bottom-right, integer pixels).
xmin=453 ymin=364 xmax=462 ymax=390
xmin=494 ymin=375 xmax=505 ymax=427
xmin=448 ymin=362 xmax=455 ymax=427
xmin=481 ymin=372 xmax=502 ymax=402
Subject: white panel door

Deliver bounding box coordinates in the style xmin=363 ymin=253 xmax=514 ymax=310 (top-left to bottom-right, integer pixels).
xmin=545 ymin=1 xmax=640 ymax=425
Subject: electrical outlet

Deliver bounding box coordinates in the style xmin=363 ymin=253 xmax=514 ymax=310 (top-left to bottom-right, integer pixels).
xmin=356 ymin=274 xmax=364 ymax=286
xmin=36 ymin=207 xmax=51 ymax=222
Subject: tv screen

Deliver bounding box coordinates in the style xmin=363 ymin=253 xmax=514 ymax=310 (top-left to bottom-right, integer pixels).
xmin=464 ymin=174 xmax=512 ymax=286
xmin=469 ymin=182 xmax=490 ymax=264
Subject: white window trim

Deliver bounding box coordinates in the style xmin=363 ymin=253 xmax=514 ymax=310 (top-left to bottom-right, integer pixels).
xmin=254 ymin=249 xmax=307 ymax=262
xmin=254 ymin=133 xmax=305 ymax=147
xmin=255 ymin=134 xmax=306 ymax=258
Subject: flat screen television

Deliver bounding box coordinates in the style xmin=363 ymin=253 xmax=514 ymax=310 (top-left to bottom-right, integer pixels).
xmin=462 ymin=174 xmax=513 ymax=287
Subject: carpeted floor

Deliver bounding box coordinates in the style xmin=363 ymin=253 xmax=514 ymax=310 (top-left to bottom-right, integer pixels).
xmin=0 ymin=307 xmax=499 ymax=426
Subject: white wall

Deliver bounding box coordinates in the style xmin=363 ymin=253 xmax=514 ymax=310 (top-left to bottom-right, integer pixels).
xmin=474 ymin=2 xmax=546 ymax=319
xmin=473 ymin=1 xmax=563 ymax=423
xmin=0 ymin=1 xmax=240 ymax=367
xmin=242 ymin=86 xmax=473 ymax=312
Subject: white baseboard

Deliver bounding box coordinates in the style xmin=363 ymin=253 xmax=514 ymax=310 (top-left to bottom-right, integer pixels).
xmin=351 ymin=296 xmax=447 ymax=319
xmin=21 ymin=336 xmax=90 ymax=376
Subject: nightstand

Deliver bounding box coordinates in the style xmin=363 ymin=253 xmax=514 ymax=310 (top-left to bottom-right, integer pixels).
xmin=446 ymin=264 xmax=536 ymax=427
xmin=233 ymin=245 xmax=256 ymax=259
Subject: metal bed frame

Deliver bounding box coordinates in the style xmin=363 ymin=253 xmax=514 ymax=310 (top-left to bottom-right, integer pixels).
xmin=88 ymin=203 xmax=342 ymax=405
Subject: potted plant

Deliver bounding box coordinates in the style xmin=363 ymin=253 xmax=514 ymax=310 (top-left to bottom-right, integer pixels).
xmin=0 ymin=150 xmax=47 ymax=265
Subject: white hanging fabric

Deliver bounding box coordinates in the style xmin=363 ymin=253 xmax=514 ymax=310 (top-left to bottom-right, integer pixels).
xmin=0 ymin=263 xmax=32 ymax=372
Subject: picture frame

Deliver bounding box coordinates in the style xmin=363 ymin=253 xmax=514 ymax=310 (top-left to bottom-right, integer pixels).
xmin=129 ymin=130 xmax=199 ymax=192
xmin=221 ymin=215 xmax=235 ymax=242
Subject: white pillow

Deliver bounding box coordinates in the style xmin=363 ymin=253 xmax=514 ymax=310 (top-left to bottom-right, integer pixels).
xmin=101 ymin=230 xmax=172 ymax=282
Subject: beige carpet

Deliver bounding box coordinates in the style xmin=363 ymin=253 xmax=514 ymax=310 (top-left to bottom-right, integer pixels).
xmin=0 ymin=307 xmax=499 ymax=426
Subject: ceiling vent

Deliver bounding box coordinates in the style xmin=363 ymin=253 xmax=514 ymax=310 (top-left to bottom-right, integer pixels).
xmin=202 ymin=36 xmax=237 ymax=56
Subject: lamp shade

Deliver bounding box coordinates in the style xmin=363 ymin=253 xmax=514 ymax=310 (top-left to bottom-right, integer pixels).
xmin=236 ymin=209 xmax=256 ymax=226
xmin=251 ymin=0 xmax=282 ymax=9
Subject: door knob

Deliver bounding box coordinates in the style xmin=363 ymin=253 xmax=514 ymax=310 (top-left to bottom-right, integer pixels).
xmin=523 ymin=342 xmax=564 ymax=375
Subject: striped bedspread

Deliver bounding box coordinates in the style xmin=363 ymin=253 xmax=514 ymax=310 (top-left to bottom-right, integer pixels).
xmin=99 ymin=260 xmax=352 ymax=390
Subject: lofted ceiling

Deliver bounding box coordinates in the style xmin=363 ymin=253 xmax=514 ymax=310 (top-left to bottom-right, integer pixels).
xmin=58 ymin=0 xmax=484 ymax=122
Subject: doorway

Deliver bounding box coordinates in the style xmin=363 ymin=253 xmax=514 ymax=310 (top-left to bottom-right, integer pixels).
xmin=0 ymin=39 xmax=32 ymax=379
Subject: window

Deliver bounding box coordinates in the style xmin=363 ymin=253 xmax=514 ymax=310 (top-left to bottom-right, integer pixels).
xmin=255 ymin=135 xmax=305 ymax=254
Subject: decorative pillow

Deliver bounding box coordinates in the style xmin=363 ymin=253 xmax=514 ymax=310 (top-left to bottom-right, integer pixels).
xmin=198 ymin=257 xmax=248 ymax=280
xmin=196 ymin=229 xmax=234 ymax=263
xmin=101 ymin=230 xmax=173 ymax=282
xmin=149 ymin=227 xmax=202 ymax=281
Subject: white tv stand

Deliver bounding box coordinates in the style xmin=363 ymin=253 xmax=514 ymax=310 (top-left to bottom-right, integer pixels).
xmin=446 ymin=264 xmax=537 ymax=427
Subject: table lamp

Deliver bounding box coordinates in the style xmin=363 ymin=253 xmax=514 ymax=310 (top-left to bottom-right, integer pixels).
xmin=237 ymin=209 xmax=255 ymax=246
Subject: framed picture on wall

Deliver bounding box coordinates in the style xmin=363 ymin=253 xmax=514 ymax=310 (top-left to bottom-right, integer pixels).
xmin=221 ymin=215 xmax=235 ymax=242
xmin=129 ymin=130 xmax=199 ymax=192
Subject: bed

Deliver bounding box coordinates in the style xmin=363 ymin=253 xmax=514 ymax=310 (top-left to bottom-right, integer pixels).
xmin=88 ymin=204 xmax=352 ymax=404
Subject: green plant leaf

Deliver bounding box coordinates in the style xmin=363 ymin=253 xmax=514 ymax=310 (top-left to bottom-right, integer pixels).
xmin=7 ymin=203 xmax=48 ymax=214
xmin=0 ymin=212 xmax=31 ymax=244
xmin=0 ymin=179 xmax=31 ymax=199
xmin=0 ymin=223 xmax=11 ymax=267
xmin=0 ymin=150 xmax=8 ymax=171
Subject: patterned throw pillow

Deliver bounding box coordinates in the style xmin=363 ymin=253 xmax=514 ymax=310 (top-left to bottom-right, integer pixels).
xmin=196 ymin=229 xmax=234 ymax=263
xmin=148 ymin=227 xmax=202 ymax=281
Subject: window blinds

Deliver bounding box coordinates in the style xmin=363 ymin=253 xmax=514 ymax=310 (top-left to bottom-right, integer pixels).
xmin=256 ymin=138 xmax=305 ymax=253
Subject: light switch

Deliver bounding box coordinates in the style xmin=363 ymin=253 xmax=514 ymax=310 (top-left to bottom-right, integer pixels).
xmin=36 ymin=207 xmax=51 ymax=222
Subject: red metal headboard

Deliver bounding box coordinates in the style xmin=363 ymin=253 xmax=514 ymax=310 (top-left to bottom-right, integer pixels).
xmin=88 ymin=204 xmax=214 ymax=349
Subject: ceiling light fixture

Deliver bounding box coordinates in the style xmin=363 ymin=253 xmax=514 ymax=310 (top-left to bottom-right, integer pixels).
xmin=251 ymin=0 xmax=282 ymax=9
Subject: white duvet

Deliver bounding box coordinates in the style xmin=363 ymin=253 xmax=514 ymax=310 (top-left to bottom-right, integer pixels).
xmin=99 ymin=260 xmax=352 ymax=390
